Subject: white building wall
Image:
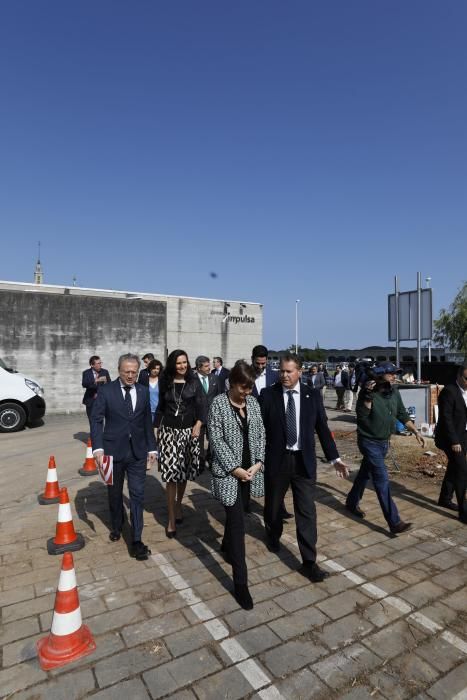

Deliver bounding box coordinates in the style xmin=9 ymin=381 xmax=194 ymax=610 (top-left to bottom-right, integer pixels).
xmin=0 ymin=281 xmax=262 ymax=415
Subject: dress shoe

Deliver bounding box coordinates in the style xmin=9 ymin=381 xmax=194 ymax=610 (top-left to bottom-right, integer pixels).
xmin=345 ymin=504 xmax=366 ymax=519
xmin=389 ymin=520 xmax=412 ymax=535
xmin=234 ymin=584 xmax=253 ymax=610
xmin=131 ymin=541 xmax=151 ymax=560
xmin=281 ymin=509 xmax=294 ymax=520
xmin=300 ymin=563 xmax=330 ymax=582
xmin=165 ymin=528 xmax=177 ymax=539
xmin=266 ymin=537 xmax=281 ymax=553
xmin=437 ymin=500 xmax=458 ymax=512
xmin=109 ymin=531 xmax=121 ymax=542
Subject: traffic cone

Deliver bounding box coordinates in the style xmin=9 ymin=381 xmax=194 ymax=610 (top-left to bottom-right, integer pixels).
xmin=47 ymin=487 xmax=85 ymax=555
xmin=36 ymin=552 xmax=96 ymax=670
xmin=79 ymin=438 xmax=98 ymax=476
xmin=38 ymin=456 xmax=60 ymax=505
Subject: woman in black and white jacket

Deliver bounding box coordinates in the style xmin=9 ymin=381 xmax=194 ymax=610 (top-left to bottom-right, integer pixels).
xmin=208 ymin=360 xmax=265 ymax=610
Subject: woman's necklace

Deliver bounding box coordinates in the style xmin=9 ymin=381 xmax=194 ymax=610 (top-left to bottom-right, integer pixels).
xmin=228 ymin=392 xmax=246 ymax=409
xmin=173 ymin=381 xmax=186 ymax=417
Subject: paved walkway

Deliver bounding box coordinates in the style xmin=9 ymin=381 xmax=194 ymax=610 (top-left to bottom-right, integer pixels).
xmin=0 ymin=404 xmax=466 ymax=699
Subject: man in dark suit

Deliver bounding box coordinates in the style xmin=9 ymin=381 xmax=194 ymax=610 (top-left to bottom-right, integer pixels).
xmin=196 ymin=355 xmax=219 ymax=468
xmin=138 ymin=353 xmax=155 ymax=386
xmin=82 ymin=356 xmax=111 ymax=424
xmin=251 ymin=345 xmax=293 ymax=519
xmin=91 ymin=353 xmax=157 ymax=560
xmin=435 ymin=363 xmax=467 ymax=523
xmin=212 ymin=356 xmax=229 ymax=393
xmin=251 ymin=345 xmax=278 ymax=398
xmin=260 ymin=353 xmax=349 ymax=581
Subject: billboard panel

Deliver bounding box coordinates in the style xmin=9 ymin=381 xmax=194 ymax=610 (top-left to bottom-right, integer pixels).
xmin=388 ymin=288 xmax=432 ymax=341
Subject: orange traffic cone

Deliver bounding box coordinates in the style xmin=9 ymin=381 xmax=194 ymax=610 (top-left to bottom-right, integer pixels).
xmin=79 ymin=438 xmax=98 ymax=476
xmin=37 ymin=552 xmax=96 ymax=670
xmin=47 ymin=487 xmax=85 ymax=555
xmin=38 ymin=456 xmax=60 ymax=505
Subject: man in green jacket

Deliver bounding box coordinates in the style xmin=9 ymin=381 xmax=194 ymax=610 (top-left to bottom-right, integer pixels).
xmin=345 ymin=362 xmax=425 ymax=534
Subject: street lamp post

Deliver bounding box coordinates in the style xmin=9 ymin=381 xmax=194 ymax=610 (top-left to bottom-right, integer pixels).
xmin=426 ymin=277 xmax=432 ymax=362
xmin=295 ymin=299 xmax=300 ymax=355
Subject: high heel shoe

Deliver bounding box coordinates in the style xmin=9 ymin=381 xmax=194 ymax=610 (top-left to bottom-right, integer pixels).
xmin=165 ymin=527 xmax=177 ymax=539
xmin=234 ymin=584 xmax=253 ymax=610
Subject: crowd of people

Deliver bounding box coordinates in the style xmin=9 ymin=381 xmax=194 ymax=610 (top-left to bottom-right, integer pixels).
xmin=82 ymin=349 xmax=467 ymax=610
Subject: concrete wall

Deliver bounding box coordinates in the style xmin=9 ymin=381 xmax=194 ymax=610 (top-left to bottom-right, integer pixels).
xmin=166 ymin=297 xmax=262 ymax=369
xmin=0 ymin=288 xmax=166 ymax=414
xmin=0 ymin=282 xmax=263 ymax=414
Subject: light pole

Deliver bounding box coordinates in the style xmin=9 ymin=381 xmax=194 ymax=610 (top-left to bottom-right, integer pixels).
xmin=426 ymin=277 xmax=432 ymax=362
xmin=295 ymin=299 xmax=300 ymax=355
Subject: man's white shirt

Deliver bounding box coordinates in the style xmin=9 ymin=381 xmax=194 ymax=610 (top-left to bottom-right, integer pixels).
xmin=255 ymin=370 xmax=267 ymax=395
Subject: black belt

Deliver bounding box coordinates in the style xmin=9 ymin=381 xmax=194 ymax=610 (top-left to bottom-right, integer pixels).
xmin=285 ymin=449 xmax=301 ymax=454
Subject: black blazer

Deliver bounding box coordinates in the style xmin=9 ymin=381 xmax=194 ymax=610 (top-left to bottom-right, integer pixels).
xmin=197 ymin=373 xmax=220 ymax=407
xmin=259 ymin=381 xmax=339 ymax=479
xmin=82 ymin=368 xmax=111 ymax=406
xmin=138 ymin=368 xmax=150 ymax=386
xmin=154 ymin=377 xmax=207 ymax=429
xmin=434 ymin=383 xmax=467 ymax=450
xmin=90 ymin=379 xmax=157 ymax=461
xmin=211 ymin=366 xmax=230 ymax=393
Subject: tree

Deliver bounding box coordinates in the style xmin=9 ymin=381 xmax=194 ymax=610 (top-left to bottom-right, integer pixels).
xmin=433 ymin=281 xmax=467 ymax=357
xmin=286 ymin=345 xmax=327 ymax=362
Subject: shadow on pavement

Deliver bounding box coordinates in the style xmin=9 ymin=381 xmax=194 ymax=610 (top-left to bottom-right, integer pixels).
xmin=316 ymin=480 xmax=392 ymax=537
xmin=73 ymin=431 xmax=90 ymax=444
xmin=74 ymin=480 xmax=131 ymax=552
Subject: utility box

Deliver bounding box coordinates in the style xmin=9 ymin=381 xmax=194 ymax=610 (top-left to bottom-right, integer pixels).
xmin=398 ymin=384 xmax=440 ymax=427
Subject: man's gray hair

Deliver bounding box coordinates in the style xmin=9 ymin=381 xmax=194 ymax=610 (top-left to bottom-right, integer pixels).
xmin=118 ymin=353 xmax=141 ymax=369
xmin=195 ymin=355 xmax=210 ymax=369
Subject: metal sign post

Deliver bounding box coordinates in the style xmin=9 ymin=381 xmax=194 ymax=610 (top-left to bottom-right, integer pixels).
xmin=388 ymin=275 xmax=433 ymax=382
xmin=395 ymin=276 xmax=400 ymax=367
xmin=417 ymin=272 xmax=422 ymax=382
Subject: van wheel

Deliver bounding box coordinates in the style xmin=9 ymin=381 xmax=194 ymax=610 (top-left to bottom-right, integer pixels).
xmin=0 ymin=403 xmax=27 ymax=432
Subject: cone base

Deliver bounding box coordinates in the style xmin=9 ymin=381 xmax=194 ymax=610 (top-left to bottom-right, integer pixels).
xmin=47 ymin=533 xmax=85 ymax=555
xmin=36 ymin=625 xmax=96 ymax=670
xmin=78 ymin=467 xmax=98 ymax=476
xmin=38 ymin=494 xmax=60 ymax=505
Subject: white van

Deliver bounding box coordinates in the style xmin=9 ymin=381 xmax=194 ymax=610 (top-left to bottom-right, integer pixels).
xmin=0 ymin=358 xmax=46 ymax=432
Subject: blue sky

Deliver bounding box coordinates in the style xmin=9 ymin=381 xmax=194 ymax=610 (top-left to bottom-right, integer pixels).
xmin=1 ymin=1 xmax=466 ymax=350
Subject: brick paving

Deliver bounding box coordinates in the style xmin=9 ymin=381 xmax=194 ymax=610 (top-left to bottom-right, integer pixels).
xmin=0 ymin=403 xmax=466 ymax=699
